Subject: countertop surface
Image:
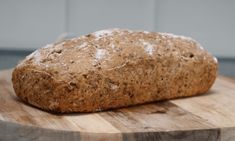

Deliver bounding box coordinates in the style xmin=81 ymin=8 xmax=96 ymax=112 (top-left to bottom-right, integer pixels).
xmin=1 ymin=50 xmax=235 ymax=77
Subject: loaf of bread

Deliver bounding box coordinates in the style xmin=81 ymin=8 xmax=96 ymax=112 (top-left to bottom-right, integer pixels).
xmin=12 ymin=29 xmax=218 ymax=113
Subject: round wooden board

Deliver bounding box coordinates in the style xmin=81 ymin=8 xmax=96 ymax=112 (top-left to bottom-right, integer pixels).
xmin=1 ymin=69 xmax=235 ymax=141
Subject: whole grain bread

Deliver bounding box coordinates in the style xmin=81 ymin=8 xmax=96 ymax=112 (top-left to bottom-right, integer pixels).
xmin=12 ymin=29 xmax=218 ymax=113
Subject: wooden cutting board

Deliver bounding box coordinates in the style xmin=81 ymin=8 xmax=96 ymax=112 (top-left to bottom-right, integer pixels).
xmin=0 ymin=69 xmax=235 ymax=141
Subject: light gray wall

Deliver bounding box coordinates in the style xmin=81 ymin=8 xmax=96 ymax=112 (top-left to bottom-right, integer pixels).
xmin=155 ymin=0 xmax=235 ymax=57
xmin=0 ymin=0 xmax=234 ymax=58
xmin=0 ymin=0 xmax=66 ymax=49
xmin=67 ymin=0 xmax=155 ymax=36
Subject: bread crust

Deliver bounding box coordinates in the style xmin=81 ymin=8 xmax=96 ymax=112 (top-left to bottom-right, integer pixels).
xmin=12 ymin=29 xmax=218 ymax=113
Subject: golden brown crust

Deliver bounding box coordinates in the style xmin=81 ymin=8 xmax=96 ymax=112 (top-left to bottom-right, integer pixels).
xmin=12 ymin=29 xmax=218 ymax=113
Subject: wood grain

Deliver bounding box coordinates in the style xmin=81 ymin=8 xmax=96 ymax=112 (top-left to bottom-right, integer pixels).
xmin=0 ymin=69 xmax=234 ymax=141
